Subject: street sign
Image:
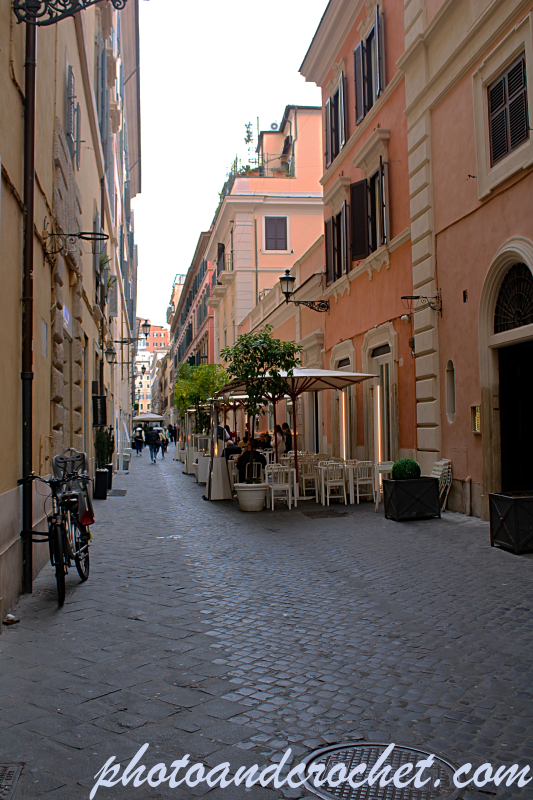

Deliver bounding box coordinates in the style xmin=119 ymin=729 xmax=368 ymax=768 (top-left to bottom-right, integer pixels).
xmin=92 ymin=396 xmax=107 ymax=427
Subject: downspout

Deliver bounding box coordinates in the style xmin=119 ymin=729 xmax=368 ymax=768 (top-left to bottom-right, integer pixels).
xmin=22 ymin=21 xmax=37 ymax=594
xmin=292 ymin=106 xmax=298 ymax=177
xmin=465 ymin=476 xmax=472 ymax=516
xmin=254 ymin=216 xmax=259 ymax=306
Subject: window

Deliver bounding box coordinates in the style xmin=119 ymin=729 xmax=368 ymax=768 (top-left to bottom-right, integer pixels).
xmin=65 ymin=65 xmax=82 ymax=168
xmin=265 ymin=217 xmax=287 ymax=250
xmin=350 ymin=156 xmax=387 ymax=261
xmin=354 ymin=5 xmax=385 ymax=125
xmin=325 ymin=72 xmax=347 ymax=168
xmin=325 ymin=201 xmax=349 ymax=285
xmin=489 ymin=54 xmax=528 ymax=166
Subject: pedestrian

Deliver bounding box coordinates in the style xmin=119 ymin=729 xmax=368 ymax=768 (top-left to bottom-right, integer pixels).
xmin=134 ymin=428 xmax=144 ymax=456
xmin=145 ymin=427 xmax=159 ymax=463
xmin=275 ymin=424 xmax=286 ymax=454
xmin=282 ymin=422 xmax=292 ymax=452
xmin=159 ymin=428 xmax=169 ymax=458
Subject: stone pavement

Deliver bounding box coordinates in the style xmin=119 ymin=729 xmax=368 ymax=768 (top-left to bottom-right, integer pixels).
xmin=1 ymin=448 xmax=533 ymax=800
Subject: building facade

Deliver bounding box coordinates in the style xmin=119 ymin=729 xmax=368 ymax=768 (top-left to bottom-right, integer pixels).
xmin=0 ymin=0 xmax=141 ymax=615
xmin=208 ymin=106 xmax=325 ymax=361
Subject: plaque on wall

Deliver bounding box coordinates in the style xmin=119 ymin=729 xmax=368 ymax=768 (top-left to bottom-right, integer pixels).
xmin=92 ymin=396 xmax=107 ymax=427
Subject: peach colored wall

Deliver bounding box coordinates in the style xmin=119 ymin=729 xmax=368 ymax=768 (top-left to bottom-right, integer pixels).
xmin=435 ymin=174 xmax=533 ymax=484
xmin=425 ymin=0 xmax=446 ymax=25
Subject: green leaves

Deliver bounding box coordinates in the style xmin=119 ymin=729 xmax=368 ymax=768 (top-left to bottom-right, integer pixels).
xmin=220 ymin=325 xmax=302 ymax=418
xmin=174 ymin=363 xmax=227 ymax=430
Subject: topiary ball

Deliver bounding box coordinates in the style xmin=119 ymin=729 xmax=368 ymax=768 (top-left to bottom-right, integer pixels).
xmin=391 ymin=458 xmax=421 ymax=480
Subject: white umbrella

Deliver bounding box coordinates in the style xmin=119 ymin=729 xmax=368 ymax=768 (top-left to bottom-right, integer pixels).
xmin=132 ymin=412 xmax=165 ymax=423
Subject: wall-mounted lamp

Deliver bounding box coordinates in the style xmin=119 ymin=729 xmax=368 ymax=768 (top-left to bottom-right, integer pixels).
xmin=279 ymin=269 xmax=330 ymax=313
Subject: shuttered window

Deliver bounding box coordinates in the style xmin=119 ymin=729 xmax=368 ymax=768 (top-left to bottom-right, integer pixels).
xmin=489 ymin=54 xmax=529 ymax=166
xmin=265 ymin=217 xmax=287 ymax=250
xmin=350 ymin=179 xmax=369 ymax=261
xmin=325 ymin=217 xmax=334 ymax=286
xmin=75 ymin=103 xmax=82 ymax=170
xmin=353 ymin=5 xmax=385 ymax=126
xmin=324 ymin=72 xmax=347 ymax=169
xmin=66 ymin=66 xmax=76 ymax=158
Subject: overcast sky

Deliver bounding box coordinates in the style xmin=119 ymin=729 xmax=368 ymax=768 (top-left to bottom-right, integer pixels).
xmin=131 ymin=0 xmax=325 ymax=327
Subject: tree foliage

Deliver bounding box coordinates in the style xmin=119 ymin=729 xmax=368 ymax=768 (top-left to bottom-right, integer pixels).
xmin=174 ymin=363 xmax=227 ymax=432
xmin=220 ymin=325 xmax=302 ymax=421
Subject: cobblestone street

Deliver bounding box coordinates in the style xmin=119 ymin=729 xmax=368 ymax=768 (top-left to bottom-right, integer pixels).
xmin=1 ymin=450 xmax=533 ymax=800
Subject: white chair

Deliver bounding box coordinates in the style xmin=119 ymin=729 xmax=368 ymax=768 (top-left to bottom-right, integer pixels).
xmin=245 ymin=460 xmax=264 ymax=482
xmin=374 ymin=461 xmax=394 ymax=511
xmin=431 ymin=459 xmax=453 ymax=511
xmin=325 ymin=463 xmax=347 ymax=506
xmin=344 ymin=459 xmax=359 ymax=505
xmin=299 ymin=458 xmax=316 ymax=498
xmin=315 ymin=460 xmax=331 ymax=504
xmin=355 ymin=461 xmax=374 ymax=504
xmin=265 ymin=465 xmax=292 ymax=510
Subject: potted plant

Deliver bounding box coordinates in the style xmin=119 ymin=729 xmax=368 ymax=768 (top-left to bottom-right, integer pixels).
xmin=221 ymin=325 xmax=302 ymax=512
xmin=489 ymin=491 xmax=533 ymax=554
xmin=383 ymin=458 xmax=441 ymax=521
xmin=94 ymin=428 xmax=109 ymax=500
xmin=104 ymin=426 xmax=115 ymax=489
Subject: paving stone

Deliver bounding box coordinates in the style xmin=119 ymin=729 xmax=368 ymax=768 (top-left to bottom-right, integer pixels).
xmin=0 ymin=454 xmax=531 ymax=799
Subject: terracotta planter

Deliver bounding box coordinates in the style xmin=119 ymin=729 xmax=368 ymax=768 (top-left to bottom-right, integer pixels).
xmin=234 ymin=483 xmax=268 ymax=512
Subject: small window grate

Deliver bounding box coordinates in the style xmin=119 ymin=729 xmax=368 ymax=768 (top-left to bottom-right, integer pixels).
xmin=494 ymin=262 xmax=533 ymax=333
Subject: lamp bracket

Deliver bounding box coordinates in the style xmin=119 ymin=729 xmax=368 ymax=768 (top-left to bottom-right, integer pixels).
xmin=14 ymin=0 xmax=130 ymax=26
xmin=42 ymin=221 xmax=108 ymax=256
xmin=401 ymin=291 xmax=442 ymax=316
xmin=287 ymin=298 xmax=330 ymax=313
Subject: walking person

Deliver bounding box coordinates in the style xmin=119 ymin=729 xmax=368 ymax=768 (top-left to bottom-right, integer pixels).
xmin=159 ymin=428 xmax=169 ymax=458
xmin=145 ymin=427 xmax=159 ymax=463
xmin=275 ymin=424 xmax=286 ymax=455
xmin=134 ymin=428 xmax=144 ymax=456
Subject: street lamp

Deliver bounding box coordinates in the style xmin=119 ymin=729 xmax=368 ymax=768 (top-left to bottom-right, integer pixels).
xmin=279 ymin=269 xmax=330 ymax=313
xmin=115 ymin=319 xmax=150 ymax=346
xmin=105 ymin=345 xmax=117 ymax=365
xmin=13 ymin=0 xmax=132 ymax=26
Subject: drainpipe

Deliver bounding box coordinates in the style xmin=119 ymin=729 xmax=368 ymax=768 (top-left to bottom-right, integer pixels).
xmin=254 ymin=216 xmax=258 ymax=305
xmin=465 ymin=476 xmax=472 ymax=516
xmin=22 ymin=22 xmax=37 ymax=594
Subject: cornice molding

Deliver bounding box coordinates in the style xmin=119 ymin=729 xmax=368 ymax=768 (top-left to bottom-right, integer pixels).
xmin=300 ymin=0 xmax=364 ymax=86
xmin=324 ymin=176 xmax=351 ymax=216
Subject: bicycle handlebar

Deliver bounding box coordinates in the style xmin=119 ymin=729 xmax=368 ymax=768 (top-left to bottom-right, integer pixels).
xmin=17 ymin=471 xmax=91 ymax=488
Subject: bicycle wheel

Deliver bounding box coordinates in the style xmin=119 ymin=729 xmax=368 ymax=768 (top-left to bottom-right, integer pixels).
xmin=52 ymin=524 xmax=66 ymax=606
xmin=72 ymin=518 xmax=90 ymax=581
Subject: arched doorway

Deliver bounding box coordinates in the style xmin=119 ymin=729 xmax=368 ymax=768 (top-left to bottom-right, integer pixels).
xmin=495 ymin=263 xmax=533 ymax=491
xmin=479 ymin=239 xmax=533 ymax=515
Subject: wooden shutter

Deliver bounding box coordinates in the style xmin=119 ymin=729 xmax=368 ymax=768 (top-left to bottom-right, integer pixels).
xmin=325 ymin=217 xmax=334 ymax=286
xmin=325 ymin=97 xmax=332 ymax=168
xmin=489 ymin=77 xmax=507 ymax=164
xmin=378 ymin=155 xmax=387 ymax=246
xmin=276 ymin=217 xmax=287 ymax=249
xmin=338 ymin=72 xmax=347 ymax=149
xmin=265 ymin=219 xmax=276 ymax=250
xmin=75 ymin=103 xmax=81 ymax=171
xmin=108 ymin=280 xmax=117 ymax=318
xmin=342 ymin=201 xmax=350 ymax=274
xmin=350 ymin=180 xmax=369 ymax=261
xmin=354 ymin=44 xmax=365 ymax=125
xmin=508 ymin=57 xmax=528 ymax=150
xmin=375 ymin=5 xmax=384 ymax=97
xmin=66 ymin=66 xmax=76 ymax=156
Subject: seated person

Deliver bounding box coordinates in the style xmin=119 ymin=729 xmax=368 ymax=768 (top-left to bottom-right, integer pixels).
xmin=259 ymin=432 xmax=272 ymax=449
xmin=238 ymin=432 xmax=249 ymax=448
xmin=225 ymin=443 xmax=242 ymax=460
xmin=236 ymin=441 xmax=266 ymax=483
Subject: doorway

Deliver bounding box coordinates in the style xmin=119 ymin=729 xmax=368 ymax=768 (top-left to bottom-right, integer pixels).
xmin=499 ymin=340 xmax=533 ymax=491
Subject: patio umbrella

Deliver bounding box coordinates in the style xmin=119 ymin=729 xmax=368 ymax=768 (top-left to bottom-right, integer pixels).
xmin=132 ymin=412 xmax=165 ymax=423
xmin=217 ymin=369 xmax=376 ymax=480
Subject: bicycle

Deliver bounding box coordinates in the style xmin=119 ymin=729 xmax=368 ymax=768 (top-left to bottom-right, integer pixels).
xmin=19 ymin=471 xmax=94 ymax=605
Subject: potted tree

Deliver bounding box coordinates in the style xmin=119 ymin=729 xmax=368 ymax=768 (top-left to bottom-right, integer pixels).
xmin=489 ymin=491 xmax=533 ymax=554
xmin=221 ymin=325 xmax=301 ymax=512
xmin=94 ymin=428 xmax=109 ymax=500
xmin=383 ymin=459 xmax=441 ymax=521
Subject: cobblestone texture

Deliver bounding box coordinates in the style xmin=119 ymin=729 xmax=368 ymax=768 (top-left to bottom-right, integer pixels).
xmin=1 ymin=450 xmax=532 ymax=800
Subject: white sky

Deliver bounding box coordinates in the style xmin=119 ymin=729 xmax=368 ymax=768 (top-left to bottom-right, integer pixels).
xmin=131 ymin=0 xmax=326 ymax=326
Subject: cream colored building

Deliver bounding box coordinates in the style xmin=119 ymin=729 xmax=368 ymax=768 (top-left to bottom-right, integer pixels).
xmin=0 ymin=0 xmax=142 ymax=615
xmin=207 ymin=106 xmax=324 ymax=361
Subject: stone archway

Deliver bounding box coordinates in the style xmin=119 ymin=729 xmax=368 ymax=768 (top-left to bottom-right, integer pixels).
xmin=478 ymin=237 xmax=533 ymax=517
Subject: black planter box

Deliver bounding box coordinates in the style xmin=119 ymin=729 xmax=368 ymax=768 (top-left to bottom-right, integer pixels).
xmin=105 ymin=463 xmax=113 ymax=490
xmin=94 ymin=470 xmax=108 ymax=500
xmin=383 ymin=477 xmax=441 ymax=521
xmin=489 ymin=492 xmax=533 ymax=554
